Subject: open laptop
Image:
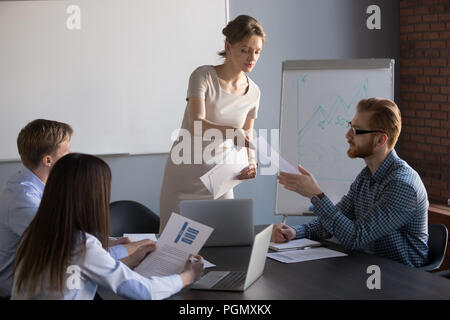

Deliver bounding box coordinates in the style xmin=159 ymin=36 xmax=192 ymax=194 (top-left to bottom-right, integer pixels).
xmin=179 ymin=199 xmax=253 ymax=247
xmin=190 ymin=224 xmax=273 ymax=292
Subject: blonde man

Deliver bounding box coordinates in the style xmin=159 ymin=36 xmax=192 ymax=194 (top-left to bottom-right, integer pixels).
xmin=0 ymin=119 xmax=73 ymax=297
xmin=273 ymin=98 xmax=429 ymax=268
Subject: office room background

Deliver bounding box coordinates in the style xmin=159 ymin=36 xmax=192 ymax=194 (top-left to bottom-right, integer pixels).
xmin=0 ymin=0 xmax=448 ymax=227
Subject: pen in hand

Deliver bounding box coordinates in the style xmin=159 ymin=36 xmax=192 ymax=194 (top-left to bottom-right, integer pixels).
xmin=281 ymin=230 xmax=289 ymax=242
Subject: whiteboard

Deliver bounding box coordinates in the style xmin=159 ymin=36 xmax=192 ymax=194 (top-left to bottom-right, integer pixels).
xmin=275 ymin=59 xmax=394 ymax=215
xmin=0 ymin=0 xmax=227 ymax=161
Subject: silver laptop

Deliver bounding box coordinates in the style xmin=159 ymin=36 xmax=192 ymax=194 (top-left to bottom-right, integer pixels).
xmin=190 ymin=224 xmax=273 ymax=292
xmin=179 ymin=199 xmax=254 ymax=247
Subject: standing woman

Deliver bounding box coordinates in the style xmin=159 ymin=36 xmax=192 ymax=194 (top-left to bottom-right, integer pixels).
xmin=12 ymin=153 xmax=203 ymax=300
xmin=159 ymin=15 xmax=265 ymax=232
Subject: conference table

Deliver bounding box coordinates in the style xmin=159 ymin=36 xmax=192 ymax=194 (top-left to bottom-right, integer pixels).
xmin=172 ymin=226 xmax=450 ymax=300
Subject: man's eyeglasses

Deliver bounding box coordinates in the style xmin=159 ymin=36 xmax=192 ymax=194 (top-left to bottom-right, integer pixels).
xmin=347 ymin=121 xmax=385 ymax=135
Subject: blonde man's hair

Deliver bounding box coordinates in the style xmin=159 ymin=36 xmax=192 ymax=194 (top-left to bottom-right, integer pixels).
xmin=356 ymin=98 xmax=401 ymax=149
xmin=17 ymin=119 xmax=73 ymax=170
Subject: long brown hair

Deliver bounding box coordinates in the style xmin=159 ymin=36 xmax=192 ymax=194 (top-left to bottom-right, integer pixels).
xmin=14 ymin=153 xmax=111 ymax=298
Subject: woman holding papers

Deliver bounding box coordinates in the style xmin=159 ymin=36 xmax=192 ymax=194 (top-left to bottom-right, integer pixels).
xmin=159 ymin=15 xmax=265 ymax=232
xmin=11 ymin=153 xmax=204 ymax=300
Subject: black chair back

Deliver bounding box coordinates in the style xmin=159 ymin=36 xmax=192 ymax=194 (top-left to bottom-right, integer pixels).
xmin=419 ymin=224 xmax=448 ymax=271
xmin=435 ymin=269 xmax=450 ymax=279
xmin=109 ymin=200 xmax=160 ymax=237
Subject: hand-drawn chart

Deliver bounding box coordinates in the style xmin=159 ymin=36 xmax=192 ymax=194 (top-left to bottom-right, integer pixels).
xmin=296 ymin=75 xmax=369 ymax=182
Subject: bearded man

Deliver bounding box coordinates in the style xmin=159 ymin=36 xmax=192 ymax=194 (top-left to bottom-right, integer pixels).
xmin=272 ymin=98 xmax=429 ymax=268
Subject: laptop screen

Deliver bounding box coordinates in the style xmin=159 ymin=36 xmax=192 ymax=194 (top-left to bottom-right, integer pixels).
xmin=244 ymin=225 xmax=273 ymax=289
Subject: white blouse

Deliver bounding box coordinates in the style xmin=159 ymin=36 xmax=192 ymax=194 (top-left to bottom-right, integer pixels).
xmin=181 ymin=65 xmax=261 ymax=132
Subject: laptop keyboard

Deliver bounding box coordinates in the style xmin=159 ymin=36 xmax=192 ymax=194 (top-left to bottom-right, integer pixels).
xmin=212 ymin=271 xmax=246 ymax=290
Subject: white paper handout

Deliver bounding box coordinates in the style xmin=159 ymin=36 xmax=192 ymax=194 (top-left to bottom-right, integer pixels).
xmin=200 ymin=147 xmax=249 ymax=199
xmin=134 ymin=213 xmax=213 ymax=278
xmin=255 ymin=135 xmax=298 ymax=174
xmin=267 ymin=247 xmax=347 ymax=263
xmin=123 ymin=233 xmax=158 ymax=242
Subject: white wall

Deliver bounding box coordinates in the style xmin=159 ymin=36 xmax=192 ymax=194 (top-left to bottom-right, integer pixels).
xmin=0 ymin=0 xmax=399 ymax=226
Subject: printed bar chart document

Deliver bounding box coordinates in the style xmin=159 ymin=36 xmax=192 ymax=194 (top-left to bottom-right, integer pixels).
xmin=124 ymin=232 xmax=216 ymax=268
xmin=134 ymin=213 xmax=213 ymax=278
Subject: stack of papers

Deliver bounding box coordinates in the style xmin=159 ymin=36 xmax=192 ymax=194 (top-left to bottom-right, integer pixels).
xmin=200 ymin=147 xmax=249 ymax=199
xmin=267 ymin=247 xmax=347 ymax=263
xmin=269 ymin=238 xmax=322 ymax=251
xmin=267 ymin=239 xmax=347 ymax=263
xmin=199 ymin=136 xmax=300 ymax=200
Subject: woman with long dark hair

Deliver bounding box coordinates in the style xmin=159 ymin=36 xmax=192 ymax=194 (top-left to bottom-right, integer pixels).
xmin=12 ymin=153 xmax=203 ymax=299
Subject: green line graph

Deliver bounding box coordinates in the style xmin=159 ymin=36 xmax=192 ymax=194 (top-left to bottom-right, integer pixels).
xmin=296 ymin=76 xmax=369 ymax=181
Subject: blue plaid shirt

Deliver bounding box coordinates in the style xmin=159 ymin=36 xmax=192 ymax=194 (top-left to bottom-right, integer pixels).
xmin=293 ymin=150 xmax=429 ymax=268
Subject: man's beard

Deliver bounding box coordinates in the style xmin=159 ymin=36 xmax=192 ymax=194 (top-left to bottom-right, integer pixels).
xmin=347 ymin=139 xmax=376 ymax=159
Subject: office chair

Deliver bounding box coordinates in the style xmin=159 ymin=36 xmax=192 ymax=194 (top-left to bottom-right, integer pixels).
xmin=435 ymin=269 xmax=450 ymax=280
xmin=109 ymin=200 xmax=160 ymax=237
xmin=419 ymin=224 xmax=448 ymax=272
